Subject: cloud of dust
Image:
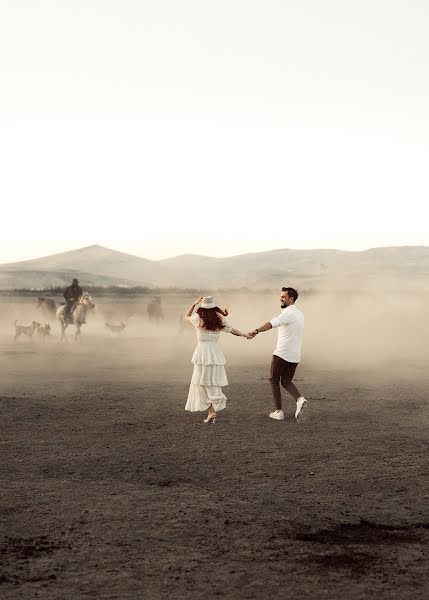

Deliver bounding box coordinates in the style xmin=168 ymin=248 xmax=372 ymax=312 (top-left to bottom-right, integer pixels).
xmin=186 ymin=287 xmax=429 ymax=373
xmin=1 ymin=285 xmax=428 ymax=390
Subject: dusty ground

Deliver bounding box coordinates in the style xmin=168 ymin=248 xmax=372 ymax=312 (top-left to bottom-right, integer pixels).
xmin=1 ymin=298 xmax=428 ymax=599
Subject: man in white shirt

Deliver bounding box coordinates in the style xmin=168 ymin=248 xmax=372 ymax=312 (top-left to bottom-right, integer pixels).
xmin=248 ymin=287 xmax=307 ymax=421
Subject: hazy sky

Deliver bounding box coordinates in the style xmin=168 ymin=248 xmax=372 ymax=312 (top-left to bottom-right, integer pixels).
xmin=1 ymin=0 xmax=428 ymax=263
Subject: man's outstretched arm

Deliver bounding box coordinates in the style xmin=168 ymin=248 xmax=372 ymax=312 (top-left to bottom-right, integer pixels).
xmin=248 ymin=322 xmax=272 ymax=338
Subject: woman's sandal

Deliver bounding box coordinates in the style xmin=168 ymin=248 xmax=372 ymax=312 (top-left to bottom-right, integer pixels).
xmin=203 ymin=413 xmax=216 ymax=424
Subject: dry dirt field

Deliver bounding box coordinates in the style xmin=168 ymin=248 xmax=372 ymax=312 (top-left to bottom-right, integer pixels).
xmin=1 ymin=293 xmax=428 ymax=599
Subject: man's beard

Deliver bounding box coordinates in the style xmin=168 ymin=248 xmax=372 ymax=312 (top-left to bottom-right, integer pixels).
xmin=281 ymin=302 xmax=286 ymax=308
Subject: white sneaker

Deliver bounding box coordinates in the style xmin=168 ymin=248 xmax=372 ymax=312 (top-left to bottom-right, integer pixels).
xmin=269 ymin=410 xmax=285 ymax=420
xmin=295 ymin=397 xmax=307 ymax=420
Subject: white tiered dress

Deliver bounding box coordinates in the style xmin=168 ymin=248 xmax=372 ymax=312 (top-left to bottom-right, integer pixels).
xmin=185 ymin=312 xmax=232 ymax=412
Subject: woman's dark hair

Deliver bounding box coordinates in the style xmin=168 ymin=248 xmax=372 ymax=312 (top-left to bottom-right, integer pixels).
xmin=197 ymin=306 xmax=228 ymax=331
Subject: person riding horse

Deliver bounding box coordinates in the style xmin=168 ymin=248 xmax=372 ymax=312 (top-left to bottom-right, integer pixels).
xmin=63 ymin=278 xmax=83 ymax=323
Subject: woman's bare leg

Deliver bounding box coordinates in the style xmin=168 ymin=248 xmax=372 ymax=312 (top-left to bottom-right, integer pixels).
xmin=207 ymin=404 xmax=216 ymax=418
xmin=203 ymin=404 xmax=216 ymax=423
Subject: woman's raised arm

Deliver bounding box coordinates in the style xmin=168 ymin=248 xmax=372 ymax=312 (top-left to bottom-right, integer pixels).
xmin=184 ymin=296 xmax=204 ymax=319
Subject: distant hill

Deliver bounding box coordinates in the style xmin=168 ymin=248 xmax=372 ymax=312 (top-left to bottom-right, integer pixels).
xmin=1 ymin=245 xmax=169 ymax=286
xmin=1 ymin=244 xmax=429 ymax=290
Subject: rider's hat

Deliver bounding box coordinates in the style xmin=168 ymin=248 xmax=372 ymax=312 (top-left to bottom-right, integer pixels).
xmin=72 ymin=278 xmax=79 ymax=285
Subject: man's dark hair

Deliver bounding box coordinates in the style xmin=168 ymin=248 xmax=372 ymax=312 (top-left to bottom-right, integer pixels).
xmin=282 ymin=287 xmax=298 ymax=302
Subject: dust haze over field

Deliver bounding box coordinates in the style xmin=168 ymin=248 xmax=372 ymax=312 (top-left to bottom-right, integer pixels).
xmin=2 ymin=286 xmax=427 ymax=375
xmin=2 ymin=287 xmax=428 ymax=425
xmin=1 ymin=287 xmax=428 ymax=599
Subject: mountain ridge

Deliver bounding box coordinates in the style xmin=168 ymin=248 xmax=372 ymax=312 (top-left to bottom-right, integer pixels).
xmin=1 ymin=244 xmax=428 ymax=290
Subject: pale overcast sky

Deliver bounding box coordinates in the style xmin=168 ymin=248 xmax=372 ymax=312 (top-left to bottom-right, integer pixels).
xmin=1 ymin=0 xmax=428 ymax=262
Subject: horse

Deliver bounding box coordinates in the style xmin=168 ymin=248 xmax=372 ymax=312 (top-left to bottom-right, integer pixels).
xmin=56 ymin=292 xmax=95 ymax=342
xmin=147 ymin=296 xmax=164 ymax=322
xmin=36 ymin=297 xmax=57 ymax=320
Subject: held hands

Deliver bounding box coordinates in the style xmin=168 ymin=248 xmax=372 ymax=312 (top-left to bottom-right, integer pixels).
xmin=247 ymin=329 xmax=259 ymax=339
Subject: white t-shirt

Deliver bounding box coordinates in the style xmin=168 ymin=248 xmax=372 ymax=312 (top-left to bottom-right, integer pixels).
xmin=270 ymin=304 xmax=304 ymax=363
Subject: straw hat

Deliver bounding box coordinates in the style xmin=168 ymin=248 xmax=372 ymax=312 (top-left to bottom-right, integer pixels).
xmin=199 ymin=296 xmax=218 ymax=309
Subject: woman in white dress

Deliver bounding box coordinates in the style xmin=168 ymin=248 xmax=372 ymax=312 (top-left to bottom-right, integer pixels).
xmin=184 ymin=296 xmax=250 ymax=423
